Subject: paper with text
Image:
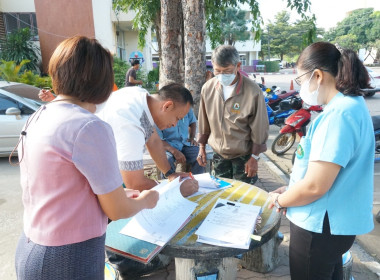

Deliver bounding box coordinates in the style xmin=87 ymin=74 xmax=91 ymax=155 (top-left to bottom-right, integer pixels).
xmin=189 ymin=173 xmax=232 ymax=197
xmin=195 ymin=198 xmax=261 ymax=249
xmin=120 ymin=177 xmax=198 ymax=246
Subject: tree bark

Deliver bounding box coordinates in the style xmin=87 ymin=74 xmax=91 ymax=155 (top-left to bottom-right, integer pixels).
xmin=160 ymin=0 xmax=184 ymax=87
xmin=181 ymin=0 xmax=206 ymax=115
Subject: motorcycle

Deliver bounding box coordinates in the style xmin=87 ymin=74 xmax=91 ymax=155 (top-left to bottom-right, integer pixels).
xmin=271 ymin=98 xmax=323 ymax=155
xmin=265 ymin=95 xmax=296 ymax=126
xmin=263 ymin=86 xmax=299 ymax=110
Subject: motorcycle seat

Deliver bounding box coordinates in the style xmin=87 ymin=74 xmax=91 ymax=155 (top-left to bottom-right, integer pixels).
xmin=372 ymin=116 xmax=380 ymax=131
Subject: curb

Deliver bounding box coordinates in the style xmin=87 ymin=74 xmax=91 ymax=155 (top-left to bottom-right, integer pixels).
xmin=262 ymin=153 xmax=290 ymax=185
xmin=261 ymin=153 xmax=380 ymax=279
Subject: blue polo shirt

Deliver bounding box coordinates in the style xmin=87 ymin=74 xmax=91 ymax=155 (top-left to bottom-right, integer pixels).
xmin=287 ymin=92 xmax=374 ymax=235
xmin=156 ymin=109 xmax=197 ymax=151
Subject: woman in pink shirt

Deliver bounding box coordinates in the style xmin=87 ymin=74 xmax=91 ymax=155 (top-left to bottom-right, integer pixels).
xmin=14 ymin=36 xmax=158 ymax=280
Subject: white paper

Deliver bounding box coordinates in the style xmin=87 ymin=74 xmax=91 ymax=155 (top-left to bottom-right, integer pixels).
xmin=195 ymin=198 xmax=261 ymax=249
xmin=188 ymin=173 xmax=233 ymax=198
xmin=193 ymin=173 xmax=219 ymax=189
xmin=120 ymin=177 xmax=198 ymax=246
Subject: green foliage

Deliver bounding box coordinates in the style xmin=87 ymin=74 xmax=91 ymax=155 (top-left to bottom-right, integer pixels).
xmin=0 ymin=60 xmax=30 ymax=82
xmin=113 ymin=0 xmax=160 ymax=50
xmin=333 ymin=34 xmax=361 ymax=51
xmin=147 ymin=67 xmax=159 ymax=88
xmin=19 ymin=71 xmax=52 ymax=88
xmin=260 ymin=11 xmax=320 ymax=61
xmin=0 ymin=28 xmax=40 ymax=72
xmin=113 ymin=0 xmax=311 ymax=49
xmin=258 ymin=61 xmax=280 ymax=72
xmin=208 ymin=7 xmax=250 ymax=46
xmin=324 ymin=8 xmax=378 ymax=49
xmin=113 ymin=56 xmax=129 ymax=88
xmin=0 ymin=60 xmax=52 ymax=88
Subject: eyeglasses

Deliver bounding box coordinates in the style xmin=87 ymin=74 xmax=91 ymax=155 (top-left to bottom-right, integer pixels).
xmin=294 ymin=69 xmax=314 ymax=86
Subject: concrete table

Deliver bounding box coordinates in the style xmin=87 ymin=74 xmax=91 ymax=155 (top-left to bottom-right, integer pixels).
xmin=161 ymin=179 xmax=281 ymax=280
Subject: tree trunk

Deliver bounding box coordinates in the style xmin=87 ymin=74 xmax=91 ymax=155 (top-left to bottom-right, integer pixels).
xmin=154 ymin=10 xmax=162 ymax=71
xmin=160 ymin=0 xmax=184 ymax=87
xmin=182 ymin=0 xmax=206 ymax=115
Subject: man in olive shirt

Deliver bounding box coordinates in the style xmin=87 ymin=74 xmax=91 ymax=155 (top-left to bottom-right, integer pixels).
xmin=197 ymin=45 xmax=269 ymax=184
xmin=125 ymin=60 xmax=143 ymax=87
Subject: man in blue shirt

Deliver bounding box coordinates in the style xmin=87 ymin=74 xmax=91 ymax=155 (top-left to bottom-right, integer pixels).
xmin=156 ymin=108 xmax=205 ymax=175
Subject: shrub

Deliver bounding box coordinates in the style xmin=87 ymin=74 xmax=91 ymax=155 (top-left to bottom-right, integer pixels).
xmin=257 ymin=61 xmax=280 ymax=72
xmin=0 ymin=28 xmax=40 ymax=72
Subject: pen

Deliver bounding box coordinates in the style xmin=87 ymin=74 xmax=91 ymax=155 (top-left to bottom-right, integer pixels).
xmin=189 ymin=172 xmax=195 ymax=180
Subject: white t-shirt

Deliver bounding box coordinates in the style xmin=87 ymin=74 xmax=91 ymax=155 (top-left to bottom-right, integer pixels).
xmin=222 ymin=82 xmax=237 ymax=100
xmin=97 ymin=87 xmax=155 ymax=171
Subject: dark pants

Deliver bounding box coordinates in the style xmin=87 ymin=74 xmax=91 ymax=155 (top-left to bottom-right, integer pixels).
xmin=289 ymin=213 xmax=355 ymax=280
xmin=212 ymin=152 xmax=258 ymax=184
xmin=166 ymin=145 xmax=205 ymax=175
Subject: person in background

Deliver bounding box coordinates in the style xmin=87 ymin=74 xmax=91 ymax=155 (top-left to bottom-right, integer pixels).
xmin=125 ymin=59 xmax=143 ymax=87
xmin=197 ymin=45 xmax=269 ymax=185
xmin=269 ymin=42 xmax=374 ymax=280
xmin=14 ymin=36 xmax=158 ymax=280
xmin=156 ymin=108 xmax=205 ymax=176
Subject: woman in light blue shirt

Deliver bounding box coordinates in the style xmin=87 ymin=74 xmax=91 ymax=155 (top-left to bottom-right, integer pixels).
xmin=269 ymin=42 xmax=374 ymax=280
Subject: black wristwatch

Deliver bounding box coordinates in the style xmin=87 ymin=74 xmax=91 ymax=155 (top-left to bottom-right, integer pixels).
xmin=164 ymin=169 xmax=175 ymax=178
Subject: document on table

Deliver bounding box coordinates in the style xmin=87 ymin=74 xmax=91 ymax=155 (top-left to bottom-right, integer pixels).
xmin=188 ymin=173 xmax=232 ymax=197
xmin=195 ymin=198 xmax=261 ymax=249
xmin=120 ymin=177 xmax=198 ymax=246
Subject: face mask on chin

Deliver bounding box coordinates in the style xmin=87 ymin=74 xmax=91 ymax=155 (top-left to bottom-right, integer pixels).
xmin=216 ymin=67 xmax=237 ymax=86
xmin=299 ymin=71 xmax=322 ymax=105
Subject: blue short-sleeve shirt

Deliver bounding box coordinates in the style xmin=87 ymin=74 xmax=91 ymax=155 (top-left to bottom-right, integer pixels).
xmin=287 ymin=92 xmax=374 ymax=235
xmin=156 ymin=108 xmax=197 ymax=151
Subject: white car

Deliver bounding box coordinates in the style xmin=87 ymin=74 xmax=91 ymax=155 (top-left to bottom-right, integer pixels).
xmin=364 ymin=67 xmax=380 ymax=97
xmin=0 ymin=81 xmax=43 ymax=156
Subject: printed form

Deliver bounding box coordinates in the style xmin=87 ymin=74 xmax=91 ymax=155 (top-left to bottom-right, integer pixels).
xmin=120 ymin=177 xmax=198 ymax=246
xmin=195 ymin=198 xmax=261 ymax=249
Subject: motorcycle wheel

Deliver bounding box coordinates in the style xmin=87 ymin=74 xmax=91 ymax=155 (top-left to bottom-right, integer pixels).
xmin=271 ymin=132 xmax=296 ymax=155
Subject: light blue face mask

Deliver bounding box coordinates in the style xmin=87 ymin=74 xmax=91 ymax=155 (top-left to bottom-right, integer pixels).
xmin=216 ymin=67 xmax=237 ymax=86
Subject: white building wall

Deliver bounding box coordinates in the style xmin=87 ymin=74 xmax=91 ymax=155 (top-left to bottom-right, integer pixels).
xmin=0 ymin=0 xmax=35 ymax=12
xmin=92 ymin=0 xmax=116 ymax=54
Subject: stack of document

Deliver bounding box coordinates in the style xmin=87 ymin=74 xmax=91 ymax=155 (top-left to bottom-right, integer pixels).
xmin=189 ymin=173 xmax=232 ymax=197
xmin=120 ymin=177 xmax=198 ymax=246
xmin=195 ymin=198 xmax=261 ymax=249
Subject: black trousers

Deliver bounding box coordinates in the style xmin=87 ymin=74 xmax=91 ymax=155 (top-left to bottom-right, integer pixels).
xmin=289 ymin=213 xmax=355 ymax=280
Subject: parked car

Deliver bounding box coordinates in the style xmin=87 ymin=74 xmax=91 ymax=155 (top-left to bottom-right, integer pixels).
xmin=364 ymin=67 xmax=380 ymax=97
xmin=0 ymin=81 xmax=43 ymax=157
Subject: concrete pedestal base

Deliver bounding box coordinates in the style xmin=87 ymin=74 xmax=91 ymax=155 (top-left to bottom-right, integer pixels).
xmin=175 ymin=257 xmax=238 ymax=280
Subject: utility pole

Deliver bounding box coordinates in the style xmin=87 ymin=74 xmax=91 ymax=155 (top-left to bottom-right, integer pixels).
xmin=267 ymin=26 xmax=271 ymax=61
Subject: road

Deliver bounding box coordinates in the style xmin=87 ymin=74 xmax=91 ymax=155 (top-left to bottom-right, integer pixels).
xmin=0 ymin=70 xmax=379 ymax=279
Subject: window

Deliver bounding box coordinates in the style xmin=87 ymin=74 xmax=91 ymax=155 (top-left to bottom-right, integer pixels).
xmin=0 ymin=94 xmax=34 ymax=115
xmin=240 ymin=55 xmax=246 ymax=66
xmin=3 ymin=13 xmax=38 ymax=40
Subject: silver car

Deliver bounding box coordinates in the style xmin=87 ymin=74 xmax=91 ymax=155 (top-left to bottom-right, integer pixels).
xmin=0 ymin=81 xmax=43 ymax=156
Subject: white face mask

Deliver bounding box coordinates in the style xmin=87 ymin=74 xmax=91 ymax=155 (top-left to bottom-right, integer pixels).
xmin=216 ymin=67 xmax=237 ymax=87
xmin=299 ymin=71 xmax=322 ymax=105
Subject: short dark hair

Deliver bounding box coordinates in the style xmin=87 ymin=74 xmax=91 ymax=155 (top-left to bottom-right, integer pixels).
xmin=297 ymin=41 xmax=370 ymax=96
xmin=131 ymin=60 xmax=140 ymax=66
xmin=158 ymin=83 xmax=193 ymax=106
xmin=48 ymin=36 xmax=114 ymax=103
